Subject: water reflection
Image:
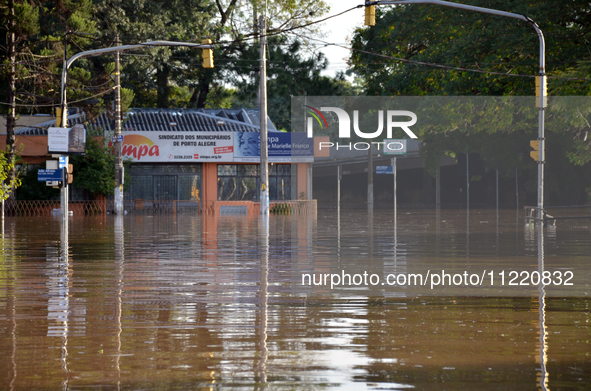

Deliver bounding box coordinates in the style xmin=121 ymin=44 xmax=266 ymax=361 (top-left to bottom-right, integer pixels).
xmin=0 ymin=210 xmax=589 ymax=390
xmin=255 ymin=214 xmax=269 ymax=388
xmin=114 ymin=215 xmax=124 ymax=390
xmin=532 ymin=222 xmax=549 ymax=391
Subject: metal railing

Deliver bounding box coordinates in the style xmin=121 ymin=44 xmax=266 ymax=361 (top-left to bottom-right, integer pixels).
xmin=204 ymin=200 xmax=317 ymax=217
xmin=113 ymin=199 xmax=201 ymax=215
xmin=4 ymin=200 xmax=106 ymax=217
xmin=525 ymin=205 xmax=591 ymax=226
xmin=4 ymin=199 xmax=317 ymax=217
xmin=270 ymin=200 xmax=317 ymax=215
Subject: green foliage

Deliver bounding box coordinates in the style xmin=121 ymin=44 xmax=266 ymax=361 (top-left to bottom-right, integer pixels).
xmin=0 ymin=148 xmax=22 ymax=201
xmin=349 ymin=0 xmax=591 ymax=203
xmin=13 ymin=2 xmax=40 ymax=36
xmin=69 ymin=137 xmax=117 ymax=197
xmin=351 ymin=1 xmax=591 ymax=97
xmin=16 ymin=166 xmax=59 ymax=201
xmin=205 ymin=86 xmax=237 ymax=109
xmin=1 ymin=0 xmax=100 ymax=117
xmin=227 ymin=36 xmax=360 ymax=130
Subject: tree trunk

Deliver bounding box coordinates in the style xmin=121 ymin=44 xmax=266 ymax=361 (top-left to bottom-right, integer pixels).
xmin=195 ymin=76 xmax=211 ymax=109
xmin=156 ymin=64 xmax=170 ymax=108
xmin=5 ymin=0 xmax=17 ymax=195
xmin=189 ymin=78 xmax=211 ymax=109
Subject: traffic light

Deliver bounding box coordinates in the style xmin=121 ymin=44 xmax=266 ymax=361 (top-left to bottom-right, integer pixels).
xmin=202 ymin=39 xmax=214 ymax=68
xmin=530 ymin=140 xmax=539 ymax=161
xmin=67 ymin=164 xmax=73 ymax=184
xmin=365 ymin=2 xmax=376 ymax=26
xmin=535 ymin=75 xmax=547 ymax=108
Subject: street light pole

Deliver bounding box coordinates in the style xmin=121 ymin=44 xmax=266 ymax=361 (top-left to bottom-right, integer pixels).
xmin=59 ymin=40 xmax=215 ymax=216
xmin=259 ymin=16 xmax=269 ymax=215
xmin=367 ymin=0 xmax=546 ymax=222
xmin=114 ymin=35 xmax=123 ymax=215
xmin=59 ymin=33 xmax=69 ymax=230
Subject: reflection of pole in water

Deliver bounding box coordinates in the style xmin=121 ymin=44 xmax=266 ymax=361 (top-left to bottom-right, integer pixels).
xmin=536 ymin=224 xmax=549 ymax=391
xmin=6 ymin=228 xmax=17 ymax=391
xmin=255 ymin=214 xmax=269 ymax=388
xmin=114 ymin=215 xmax=125 ymax=391
xmin=47 ymin=221 xmax=70 ymax=390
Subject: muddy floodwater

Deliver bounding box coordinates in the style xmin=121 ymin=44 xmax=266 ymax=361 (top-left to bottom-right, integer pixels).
xmin=1 ymin=209 xmax=590 ymax=390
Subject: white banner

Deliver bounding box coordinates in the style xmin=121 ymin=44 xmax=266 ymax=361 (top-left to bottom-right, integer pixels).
xmin=48 ymin=127 xmax=69 ymax=153
xmin=48 ymin=126 xmax=86 ymax=154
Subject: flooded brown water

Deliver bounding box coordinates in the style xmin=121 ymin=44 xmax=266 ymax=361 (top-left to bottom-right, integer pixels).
xmin=0 ymin=209 xmax=589 ymax=390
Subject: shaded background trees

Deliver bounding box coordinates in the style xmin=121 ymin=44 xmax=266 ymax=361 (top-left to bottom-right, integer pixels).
xmin=349 ymin=0 xmax=591 ymax=205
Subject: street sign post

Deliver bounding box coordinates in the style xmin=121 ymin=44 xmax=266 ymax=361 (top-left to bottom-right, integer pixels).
xmin=38 ymin=169 xmax=63 ymax=182
xmin=376 ymin=166 xmax=394 ymax=175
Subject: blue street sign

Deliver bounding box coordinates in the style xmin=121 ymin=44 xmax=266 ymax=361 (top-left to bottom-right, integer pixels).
xmin=376 ymin=166 xmax=394 ymax=175
xmin=111 ymin=135 xmax=124 ymax=143
xmin=58 ymin=156 xmax=67 ymax=169
xmin=38 ymin=169 xmax=63 ymax=182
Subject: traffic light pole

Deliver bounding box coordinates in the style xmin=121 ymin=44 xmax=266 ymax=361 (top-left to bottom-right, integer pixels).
xmin=366 ymin=0 xmax=546 ymax=222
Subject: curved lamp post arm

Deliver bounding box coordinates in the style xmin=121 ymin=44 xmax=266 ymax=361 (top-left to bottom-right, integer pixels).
xmin=59 ymin=40 xmax=214 ymax=128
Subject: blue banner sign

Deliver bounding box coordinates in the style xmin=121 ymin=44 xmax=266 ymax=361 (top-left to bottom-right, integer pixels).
xmin=234 ymin=132 xmax=314 ymax=163
xmin=376 ymin=166 xmax=394 ymax=175
xmin=38 ymin=169 xmax=63 ymax=182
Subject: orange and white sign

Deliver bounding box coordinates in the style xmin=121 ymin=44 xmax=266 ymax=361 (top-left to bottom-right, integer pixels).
xmin=117 ymin=131 xmax=234 ymax=162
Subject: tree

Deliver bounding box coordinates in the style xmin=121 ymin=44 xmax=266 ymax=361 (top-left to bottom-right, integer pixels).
xmin=91 ymin=0 xmax=330 ymax=109
xmin=91 ymin=0 xmax=216 ymax=108
xmin=226 ymin=35 xmax=360 ymax=130
xmin=351 ymin=0 xmax=591 ymax=96
xmin=1 ymin=0 xmax=99 ymax=199
xmin=349 ymin=0 xmax=591 ymax=204
xmin=70 ymin=137 xmax=125 ymax=197
xmin=0 ymin=147 xmax=21 ymax=201
xmin=1 ymin=0 xmax=39 ymax=191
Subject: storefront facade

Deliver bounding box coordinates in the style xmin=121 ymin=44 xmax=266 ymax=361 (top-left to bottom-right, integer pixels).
xmin=11 ymin=108 xmax=322 ymax=206
xmin=110 ymin=108 xmax=316 ymax=205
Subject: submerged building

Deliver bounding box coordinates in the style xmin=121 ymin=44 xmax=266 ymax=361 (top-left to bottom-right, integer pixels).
xmin=9 ymin=108 xmax=320 ymax=209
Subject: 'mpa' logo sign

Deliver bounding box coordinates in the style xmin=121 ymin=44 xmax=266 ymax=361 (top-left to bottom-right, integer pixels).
xmin=304 ymin=106 xmax=418 ymax=139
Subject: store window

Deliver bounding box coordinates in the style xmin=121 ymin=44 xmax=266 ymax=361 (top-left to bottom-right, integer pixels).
xmin=217 ymin=164 xmax=291 ymax=201
xmin=128 ymin=164 xmax=201 ymax=201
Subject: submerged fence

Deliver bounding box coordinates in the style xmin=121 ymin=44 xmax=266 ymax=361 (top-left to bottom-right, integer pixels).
xmin=4 ymin=200 xmax=106 ymax=217
xmin=123 ymin=200 xmax=201 ymax=215
xmin=204 ymin=200 xmax=317 ymax=217
xmin=4 ymin=199 xmax=317 ymax=217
